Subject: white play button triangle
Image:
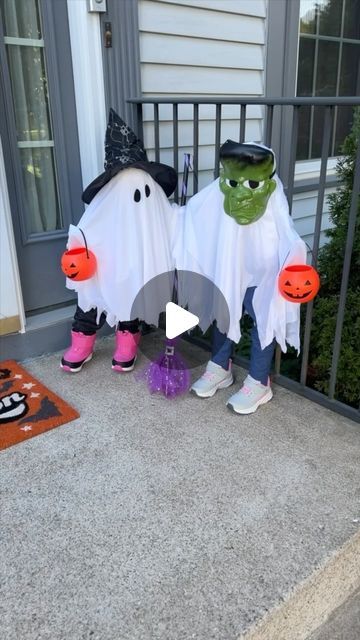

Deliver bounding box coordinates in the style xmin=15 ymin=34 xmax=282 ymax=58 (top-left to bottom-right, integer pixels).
xmin=165 ymin=302 xmax=199 ymax=339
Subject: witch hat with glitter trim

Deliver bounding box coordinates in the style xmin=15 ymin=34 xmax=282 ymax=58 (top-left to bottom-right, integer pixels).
xmin=82 ymin=109 xmax=178 ymax=204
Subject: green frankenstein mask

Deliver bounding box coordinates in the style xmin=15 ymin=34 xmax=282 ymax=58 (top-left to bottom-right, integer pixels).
xmin=219 ymin=141 xmax=276 ymax=225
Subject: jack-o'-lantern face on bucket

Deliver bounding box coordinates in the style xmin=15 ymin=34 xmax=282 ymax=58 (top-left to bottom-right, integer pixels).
xmin=278 ymin=265 xmax=320 ymax=302
xmin=61 ymin=247 xmax=97 ymax=281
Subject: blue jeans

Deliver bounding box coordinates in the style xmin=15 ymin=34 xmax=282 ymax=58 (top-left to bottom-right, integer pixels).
xmin=211 ymin=287 xmax=275 ymax=385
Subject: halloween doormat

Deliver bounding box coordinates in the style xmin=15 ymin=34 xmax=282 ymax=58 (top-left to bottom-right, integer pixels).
xmin=0 ymin=360 xmax=79 ymax=451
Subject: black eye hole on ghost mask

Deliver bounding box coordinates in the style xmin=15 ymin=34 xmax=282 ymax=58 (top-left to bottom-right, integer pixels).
xmin=145 ymin=184 xmax=151 ymax=198
xmin=134 ymin=189 xmax=141 ymax=203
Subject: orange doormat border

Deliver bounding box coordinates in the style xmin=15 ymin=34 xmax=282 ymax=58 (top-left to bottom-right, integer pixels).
xmin=0 ymin=360 xmax=79 ymax=451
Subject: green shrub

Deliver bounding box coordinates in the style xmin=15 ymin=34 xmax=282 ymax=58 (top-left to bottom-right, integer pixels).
xmin=309 ymin=291 xmax=360 ymax=404
xmin=307 ymin=108 xmax=360 ymax=406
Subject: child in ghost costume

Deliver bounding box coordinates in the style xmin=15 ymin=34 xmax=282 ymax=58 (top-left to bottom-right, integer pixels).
xmin=175 ymin=141 xmax=307 ymax=414
xmin=61 ymin=110 xmax=177 ymax=373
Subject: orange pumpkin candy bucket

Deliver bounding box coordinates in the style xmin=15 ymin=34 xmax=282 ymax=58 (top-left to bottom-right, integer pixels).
xmin=61 ymin=229 xmax=97 ymax=282
xmin=278 ymin=264 xmax=320 ymax=303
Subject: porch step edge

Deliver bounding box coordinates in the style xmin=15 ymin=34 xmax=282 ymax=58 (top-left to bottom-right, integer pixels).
xmin=238 ymin=528 xmax=360 ymax=640
xmin=0 ymin=314 xmax=112 ymax=362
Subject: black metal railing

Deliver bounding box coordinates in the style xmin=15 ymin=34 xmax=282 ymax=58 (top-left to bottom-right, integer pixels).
xmin=128 ymin=96 xmax=360 ymax=423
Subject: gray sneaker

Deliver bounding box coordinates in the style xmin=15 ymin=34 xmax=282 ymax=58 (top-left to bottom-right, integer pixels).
xmin=191 ymin=360 xmax=234 ymax=398
xmin=227 ymin=375 xmax=273 ymax=414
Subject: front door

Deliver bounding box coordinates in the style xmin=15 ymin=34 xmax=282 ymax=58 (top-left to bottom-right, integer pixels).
xmin=0 ymin=0 xmax=83 ymax=313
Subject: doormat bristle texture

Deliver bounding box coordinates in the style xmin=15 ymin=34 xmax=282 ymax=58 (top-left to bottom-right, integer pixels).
xmin=0 ymin=360 xmax=79 ymax=451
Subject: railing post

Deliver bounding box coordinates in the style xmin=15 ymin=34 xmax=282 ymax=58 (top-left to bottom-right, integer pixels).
xmin=154 ymin=103 xmax=160 ymax=163
xmin=265 ymin=104 xmax=274 ymax=147
xmin=136 ymin=102 xmax=143 ymax=141
xmin=193 ymin=103 xmax=199 ymax=194
xmin=173 ymin=103 xmax=179 ymax=203
xmin=214 ymin=104 xmax=222 ymax=179
xmin=286 ymin=105 xmax=300 ymax=212
xmin=300 ymin=105 xmax=334 ymax=386
xmin=275 ymin=105 xmax=300 ymax=377
xmin=239 ymin=104 xmax=246 ymax=142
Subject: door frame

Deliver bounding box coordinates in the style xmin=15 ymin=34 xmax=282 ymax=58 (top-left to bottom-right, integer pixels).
xmin=0 ymin=0 xmax=83 ymax=313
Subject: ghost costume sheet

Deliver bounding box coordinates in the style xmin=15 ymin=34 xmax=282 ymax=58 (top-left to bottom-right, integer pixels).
xmin=174 ymin=175 xmax=307 ymax=352
xmin=66 ymin=168 xmax=176 ymax=327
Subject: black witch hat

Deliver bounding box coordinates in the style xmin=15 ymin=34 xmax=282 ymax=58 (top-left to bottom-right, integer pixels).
xmin=82 ymin=109 xmax=178 ymax=204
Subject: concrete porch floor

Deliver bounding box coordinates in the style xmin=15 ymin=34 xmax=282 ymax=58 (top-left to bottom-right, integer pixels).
xmin=1 ymin=332 xmax=360 ymax=640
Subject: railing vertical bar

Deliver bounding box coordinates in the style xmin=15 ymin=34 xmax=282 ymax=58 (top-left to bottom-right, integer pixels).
xmin=274 ymin=345 xmax=282 ymax=375
xmin=312 ymin=106 xmax=334 ymax=264
xmin=193 ymin=103 xmax=199 ymax=194
xmin=276 ymin=108 xmax=299 ymax=377
xmin=328 ymin=134 xmax=360 ymax=400
xmin=154 ymin=103 xmax=160 ymax=163
xmin=308 ymin=30 xmax=319 ymax=158
xmin=265 ymin=105 xmax=274 ymax=147
xmin=300 ymin=105 xmax=334 ymax=386
xmin=214 ymin=103 xmax=222 ymax=179
xmin=239 ymin=104 xmax=246 ymax=142
xmin=173 ymin=103 xmax=179 ymax=203
xmin=136 ymin=103 xmax=143 ymax=140
xmin=286 ymin=106 xmax=300 ymax=213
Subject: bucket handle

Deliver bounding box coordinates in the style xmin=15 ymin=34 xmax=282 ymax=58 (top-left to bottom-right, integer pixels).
xmin=78 ymin=228 xmax=90 ymax=259
xmin=280 ymin=241 xmax=315 ymax=273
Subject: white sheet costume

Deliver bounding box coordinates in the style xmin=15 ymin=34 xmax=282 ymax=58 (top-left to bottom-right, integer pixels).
xmin=174 ymin=173 xmax=306 ymax=352
xmin=66 ymin=168 xmax=176 ymax=328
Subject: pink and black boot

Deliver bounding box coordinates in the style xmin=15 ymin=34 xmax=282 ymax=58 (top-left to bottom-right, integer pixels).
xmin=61 ymin=331 xmax=96 ymax=373
xmin=112 ymin=329 xmax=141 ymax=372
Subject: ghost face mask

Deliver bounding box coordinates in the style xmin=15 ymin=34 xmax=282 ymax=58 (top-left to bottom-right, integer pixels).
xmin=219 ymin=149 xmax=276 ymax=225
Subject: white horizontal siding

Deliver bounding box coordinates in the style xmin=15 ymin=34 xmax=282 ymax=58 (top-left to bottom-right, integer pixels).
xmin=139 ymin=0 xmax=266 ymax=97
xmin=139 ymin=1 xmax=265 ymax=43
xmin=138 ymin=0 xmax=267 ymax=194
xmin=141 ymin=65 xmax=263 ymax=95
xmin=144 ymin=119 xmax=262 ymax=154
xmin=138 ymin=0 xmax=331 ymax=248
xmin=152 ymin=0 xmax=266 ymax=17
xmin=292 ymin=188 xmax=335 ymax=249
xmin=140 ymin=33 xmax=264 ymax=69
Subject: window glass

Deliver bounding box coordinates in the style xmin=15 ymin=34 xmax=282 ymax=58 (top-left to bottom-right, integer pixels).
xmin=340 ymin=42 xmax=360 ymax=95
xmin=297 ymin=0 xmax=360 ymax=159
xmin=297 ymin=38 xmax=315 ymax=159
xmin=343 ymin=0 xmax=360 ymax=38
xmin=5 ymin=44 xmax=52 ymax=142
xmin=335 ymin=42 xmax=360 ymax=150
xmin=299 ymin=0 xmax=318 ymax=34
xmin=297 ymin=38 xmax=316 ymax=96
xmin=20 ymin=147 xmax=61 ymax=232
xmin=318 ymin=0 xmax=342 ymax=37
xmin=1 ymin=0 xmax=41 ymax=39
xmin=315 ymin=41 xmax=339 ymax=96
